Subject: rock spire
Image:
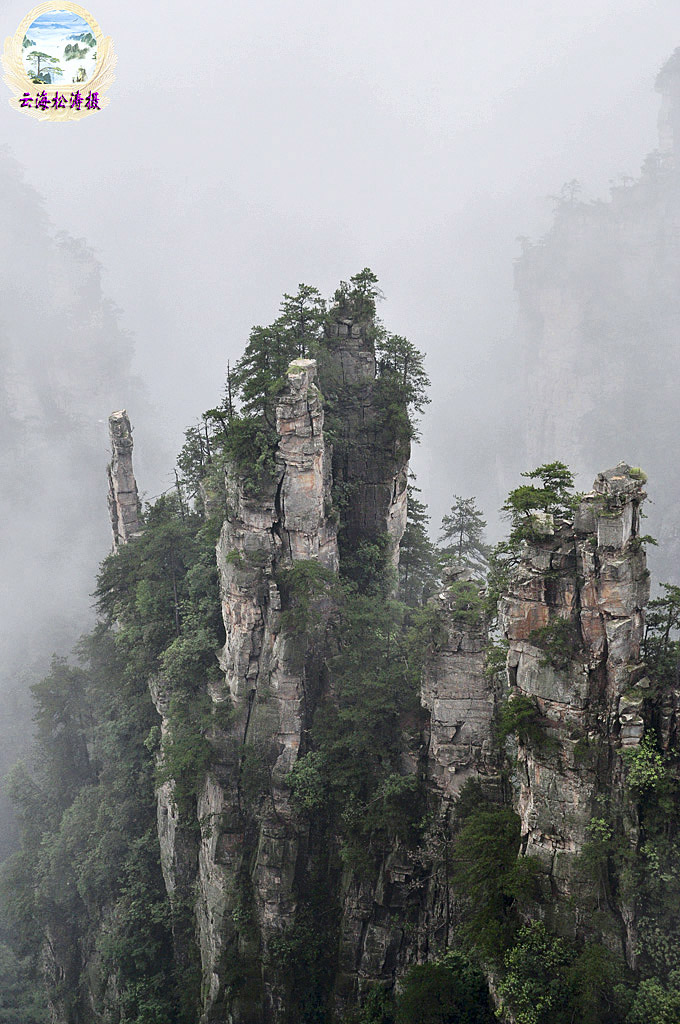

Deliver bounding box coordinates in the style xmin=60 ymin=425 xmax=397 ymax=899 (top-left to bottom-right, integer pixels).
xmin=107 ymin=409 xmax=142 ymax=548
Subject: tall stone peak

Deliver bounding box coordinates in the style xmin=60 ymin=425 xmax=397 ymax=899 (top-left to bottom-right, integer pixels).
xmin=275 ymin=358 xmax=338 ymax=569
xmin=154 ymin=359 xmax=341 ymax=1020
xmin=107 ymin=409 xmax=142 ymax=549
xmin=656 ymin=46 xmax=680 ymax=165
xmin=324 ymin=316 xmax=377 ymax=383
xmin=499 ymin=462 xmax=650 ymax=950
xmin=577 ymin=462 xmax=646 ymax=549
xmin=319 ymin=307 xmax=408 ymax=568
xmin=421 ymin=576 xmax=495 ymax=800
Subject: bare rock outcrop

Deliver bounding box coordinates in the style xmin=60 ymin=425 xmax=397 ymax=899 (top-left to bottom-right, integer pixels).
xmin=106 ymin=410 xmax=142 ymax=549
xmin=195 ymin=358 xmax=339 ymax=1022
xmin=319 ymin=313 xmax=409 ymax=569
xmin=421 ymin=570 xmax=496 ymax=800
xmin=498 ymin=463 xmax=650 ymax=948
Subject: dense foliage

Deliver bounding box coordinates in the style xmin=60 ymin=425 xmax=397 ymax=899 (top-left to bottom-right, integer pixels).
xmin=0 ymin=496 xmax=223 ymax=1022
xmin=399 ymin=483 xmax=438 ymax=606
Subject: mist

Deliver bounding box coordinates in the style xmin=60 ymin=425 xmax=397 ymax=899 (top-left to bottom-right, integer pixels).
xmin=1 ymin=1 xmax=680 ymax=851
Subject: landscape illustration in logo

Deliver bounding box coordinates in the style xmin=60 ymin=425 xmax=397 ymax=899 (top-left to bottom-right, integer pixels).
xmin=21 ymin=9 xmax=97 ymax=86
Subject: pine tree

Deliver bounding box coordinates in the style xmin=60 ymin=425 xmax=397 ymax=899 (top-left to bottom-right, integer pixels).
xmin=229 ymin=324 xmax=298 ymax=427
xmin=376 ymin=334 xmax=431 ymax=417
xmin=501 ymin=462 xmax=577 ymax=543
xmin=331 ymin=267 xmax=384 ymax=319
xmin=399 ymin=483 xmax=438 ymax=606
xmin=439 ymin=495 xmax=488 ymax=575
xmin=277 ymin=284 xmax=326 ymax=358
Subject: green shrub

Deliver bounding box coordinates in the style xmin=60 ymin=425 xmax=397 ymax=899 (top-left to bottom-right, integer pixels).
xmin=528 ymin=616 xmax=582 ymax=670
xmin=446 ymin=580 xmax=486 ymax=627
xmin=484 ymin=635 xmax=509 ymax=678
xmin=449 ymin=802 xmax=540 ymax=958
xmin=497 ymin=695 xmax=547 ymax=748
xmin=224 ymin=548 xmax=244 ymax=567
xmin=501 ymin=462 xmax=578 ymax=545
xmin=224 ymin=416 xmax=278 ymax=495
xmin=627 ymin=975 xmax=680 ymax=1024
xmin=395 ymin=952 xmax=493 ymax=1024
xmin=287 ymin=752 xmax=327 ymax=812
xmin=498 ymin=922 xmax=571 ymax=1024
xmin=358 ymin=985 xmax=395 ymax=1024
xmin=623 ymin=735 xmax=667 ymax=793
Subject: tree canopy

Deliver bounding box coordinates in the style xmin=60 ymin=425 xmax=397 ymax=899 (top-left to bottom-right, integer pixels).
xmin=439 ymin=495 xmax=488 ymax=575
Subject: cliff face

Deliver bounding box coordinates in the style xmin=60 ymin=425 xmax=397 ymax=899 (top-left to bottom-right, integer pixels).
xmin=107 ymin=336 xmax=416 ymax=1022
xmin=319 ymin=311 xmax=409 ymax=569
xmin=421 ymin=571 xmax=496 ymax=802
xmin=192 ymin=360 xmax=339 ymax=1022
xmin=330 ymin=569 xmax=499 ymax=1010
xmin=499 ymin=463 xmax=650 ymax=951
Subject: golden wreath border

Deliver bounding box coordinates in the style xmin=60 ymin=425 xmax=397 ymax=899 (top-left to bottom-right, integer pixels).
xmin=2 ymin=2 xmax=115 ymax=121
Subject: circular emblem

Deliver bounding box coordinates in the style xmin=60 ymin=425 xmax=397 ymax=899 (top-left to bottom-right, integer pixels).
xmin=3 ymin=3 xmax=115 ymax=120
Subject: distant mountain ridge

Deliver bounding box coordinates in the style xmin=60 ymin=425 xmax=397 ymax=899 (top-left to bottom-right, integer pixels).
xmin=68 ymin=31 xmax=96 ymax=47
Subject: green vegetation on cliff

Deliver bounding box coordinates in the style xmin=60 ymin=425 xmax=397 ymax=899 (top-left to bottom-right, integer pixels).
xmin=4 ymin=280 xmax=680 ymax=1024
xmin=0 ymin=495 xmax=223 ymax=1022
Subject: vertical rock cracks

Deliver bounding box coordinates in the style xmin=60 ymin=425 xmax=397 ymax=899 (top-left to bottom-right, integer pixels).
xmin=320 ymin=311 xmax=409 ymax=571
xmin=498 ymin=463 xmax=650 ymax=954
xmin=199 ymin=359 xmax=339 ymax=1021
xmin=106 ymin=409 xmax=142 ymax=549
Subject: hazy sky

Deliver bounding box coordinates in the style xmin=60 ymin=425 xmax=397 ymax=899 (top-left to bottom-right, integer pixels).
xmin=2 ymin=0 xmax=678 ymax=527
xmin=24 ymin=10 xmax=92 ymax=42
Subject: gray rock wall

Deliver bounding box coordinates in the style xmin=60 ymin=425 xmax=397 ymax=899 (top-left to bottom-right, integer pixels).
xmin=421 ymin=573 xmax=495 ymax=800
xmin=499 ymin=463 xmax=649 ymax=948
xmin=320 ymin=315 xmax=409 ymax=570
xmin=196 ymin=359 xmax=339 ymax=1022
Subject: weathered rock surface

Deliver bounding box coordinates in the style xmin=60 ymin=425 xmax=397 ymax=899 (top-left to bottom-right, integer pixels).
xmin=319 ymin=313 xmax=409 ymax=569
xmin=499 ymin=463 xmax=650 ymax=947
xmin=106 ymin=410 xmax=142 ymax=549
xmin=100 ymin=381 xmax=671 ymax=1024
xmin=331 ymin=571 xmax=498 ymax=1011
xmin=196 ymin=359 xmax=339 ymax=1022
xmin=421 ymin=571 xmax=495 ymax=799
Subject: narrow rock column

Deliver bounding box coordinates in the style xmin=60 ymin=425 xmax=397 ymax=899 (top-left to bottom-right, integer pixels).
xmin=276 ymin=358 xmax=339 ymax=570
xmin=320 ymin=313 xmax=409 ymax=569
xmin=421 ymin=568 xmax=495 ymax=800
xmin=196 ymin=358 xmax=339 ymax=1022
xmin=107 ymin=409 xmax=142 ymax=548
